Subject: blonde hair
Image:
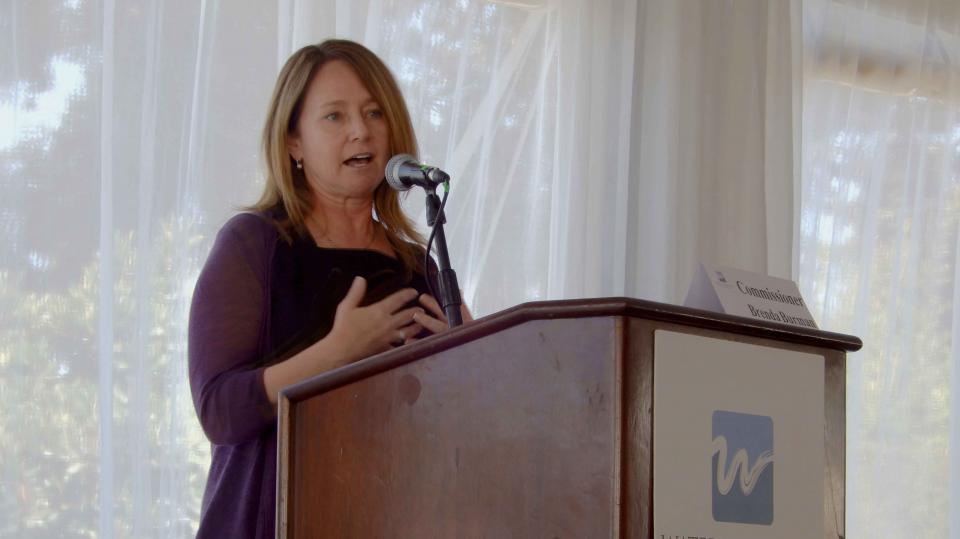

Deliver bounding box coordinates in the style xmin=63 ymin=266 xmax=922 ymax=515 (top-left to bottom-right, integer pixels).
xmin=251 ymin=39 xmax=426 ymax=274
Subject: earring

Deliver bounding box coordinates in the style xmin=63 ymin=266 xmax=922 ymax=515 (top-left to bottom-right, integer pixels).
xmin=296 ymin=158 xmax=303 ymax=170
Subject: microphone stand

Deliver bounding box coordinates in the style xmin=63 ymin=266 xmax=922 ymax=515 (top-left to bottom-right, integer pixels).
xmin=425 ymin=187 xmax=463 ymax=328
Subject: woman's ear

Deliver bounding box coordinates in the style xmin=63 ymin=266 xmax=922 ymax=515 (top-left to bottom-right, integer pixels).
xmin=286 ymin=135 xmax=302 ymax=163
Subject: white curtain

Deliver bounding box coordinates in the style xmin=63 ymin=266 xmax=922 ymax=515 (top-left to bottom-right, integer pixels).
xmin=1 ymin=0 xmax=794 ymax=536
xmin=801 ymin=0 xmax=960 ymax=536
xmin=628 ymin=0 xmax=800 ymax=300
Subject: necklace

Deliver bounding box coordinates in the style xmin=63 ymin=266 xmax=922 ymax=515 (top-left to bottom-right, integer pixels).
xmin=307 ymin=214 xmax=379 ymax=250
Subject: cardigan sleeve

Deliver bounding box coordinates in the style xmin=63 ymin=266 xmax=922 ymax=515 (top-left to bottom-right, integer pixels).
xmin=188 ymin=213 xmax=277 ymax=445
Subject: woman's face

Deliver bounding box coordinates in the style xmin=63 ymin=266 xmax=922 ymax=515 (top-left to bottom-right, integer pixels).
xmin=287 ymin=60 xmax=391 ymax=201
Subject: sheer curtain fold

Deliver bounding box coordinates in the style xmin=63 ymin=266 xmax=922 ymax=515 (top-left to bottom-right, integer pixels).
xmin=801 ymin=0 xmax=960 ymax=536
xmin=2 ymin=1 xmax=803 ymax=536
xmin=628 ymin=0 xmax=798 ymax=303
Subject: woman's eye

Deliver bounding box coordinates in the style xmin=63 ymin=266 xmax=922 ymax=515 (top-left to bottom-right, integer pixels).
xmin=367 ymin=109 xmax=384 ymax=119
xmin=324 ymin=112 xmax=340 ymax=121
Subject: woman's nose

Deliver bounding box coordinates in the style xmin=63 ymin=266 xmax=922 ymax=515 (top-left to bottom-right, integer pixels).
xmin=348 ymin=113 xmax=371 ymax=141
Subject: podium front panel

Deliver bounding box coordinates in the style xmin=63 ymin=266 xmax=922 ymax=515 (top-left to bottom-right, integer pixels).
xmin=286 ymin=317 xmax=623 ymax=537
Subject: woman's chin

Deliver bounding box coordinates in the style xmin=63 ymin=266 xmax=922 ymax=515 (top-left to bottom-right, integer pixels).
xmin=309 ymin=176 xmax=382 ymax=202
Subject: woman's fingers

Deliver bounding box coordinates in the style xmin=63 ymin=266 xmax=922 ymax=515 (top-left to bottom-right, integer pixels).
xmin=391 ymin=306 xmax=424 ymax=327
xmin=376 ymin=287 xmax=419 ymax=314
xmin=418 ymin=293 xmax=446 ymax=320
xmin=385 ymin=323 xmax=423 ymax=348
xmin=413 ymin=309 xmax=449 ymax=334
xmin=400 ymin=323 xmax=423 ymax=341
xmin=335 ymin=286 xmax=469 ymax=354
xmin=338 ymin=276 xmax=367 ymax=311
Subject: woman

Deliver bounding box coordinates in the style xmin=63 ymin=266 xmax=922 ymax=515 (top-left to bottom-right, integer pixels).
xmin=188 ymin=39 xmax=469 ymax=538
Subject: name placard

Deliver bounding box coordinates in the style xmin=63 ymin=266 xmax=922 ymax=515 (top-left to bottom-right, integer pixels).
xmin=684 ymin=262 xmax=818 ymax=329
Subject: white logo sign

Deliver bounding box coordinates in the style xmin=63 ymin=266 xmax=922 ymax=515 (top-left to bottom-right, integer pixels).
xmin=653 ymin=331 xmax=826 ymax=539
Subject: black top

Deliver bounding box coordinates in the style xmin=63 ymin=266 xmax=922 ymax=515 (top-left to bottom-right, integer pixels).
xmin=265 ymin=232 xmax=436 ymax=367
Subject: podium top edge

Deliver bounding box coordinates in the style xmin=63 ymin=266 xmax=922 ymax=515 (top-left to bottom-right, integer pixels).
xmin=510 ymin=296 xmax=861 ymax=349
xmin=280 ymin=297 xmax=862 ymax=403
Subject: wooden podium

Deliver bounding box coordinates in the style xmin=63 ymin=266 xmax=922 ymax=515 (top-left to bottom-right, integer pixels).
xmin=276 ymin=298 xmax=860 ymax=538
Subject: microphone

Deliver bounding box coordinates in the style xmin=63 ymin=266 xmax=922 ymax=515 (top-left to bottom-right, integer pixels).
xmin=385 ymin=154 xmax=462 ymax=327
xmin=385 ymin=154 xmax=450 ymax=191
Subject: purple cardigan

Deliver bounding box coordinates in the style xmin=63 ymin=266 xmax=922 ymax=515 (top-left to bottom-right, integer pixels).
xmin=188 ymin=212 xmax=434 ymax=537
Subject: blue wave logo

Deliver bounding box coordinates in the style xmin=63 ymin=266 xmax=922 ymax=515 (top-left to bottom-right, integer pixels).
xmin=712 ymin=410 xmax=774 ymax=525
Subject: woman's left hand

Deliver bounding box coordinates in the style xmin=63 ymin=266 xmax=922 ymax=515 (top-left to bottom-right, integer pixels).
xmin=408 ymin=294 xmax=473 ymax=342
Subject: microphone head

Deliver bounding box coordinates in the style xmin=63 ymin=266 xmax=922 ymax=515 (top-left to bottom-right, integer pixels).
xmin=426 ymin=168 xmax=450 ymax=184
xmin=385 ymin=153 xmax=417 ymax=191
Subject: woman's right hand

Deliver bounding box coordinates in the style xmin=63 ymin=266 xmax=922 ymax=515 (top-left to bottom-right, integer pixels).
xmin=263 ymin=276 xmax=423 ymax=405
xmin=326 ymin=276 xmax=424 ymax=363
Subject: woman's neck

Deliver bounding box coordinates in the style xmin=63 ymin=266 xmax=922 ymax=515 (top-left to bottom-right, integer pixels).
xmin=307 ymin=191 xmax=379 ymax=248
